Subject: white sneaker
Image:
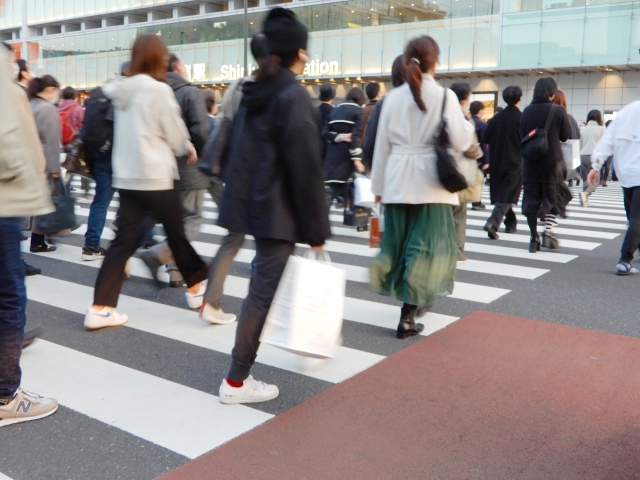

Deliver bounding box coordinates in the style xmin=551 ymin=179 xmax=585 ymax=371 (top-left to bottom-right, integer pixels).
xmin=185 ymin=281 xmax=207 ymax=309
xmin=219 ymin=376 xmax=279 ymax=404
xmin=84 ymin=306 xmax=129 ymax=330
xmin=199 ymin=303 xmax=237 ymax=325
xmin=0 ymin=388 xmax=58 ymax=427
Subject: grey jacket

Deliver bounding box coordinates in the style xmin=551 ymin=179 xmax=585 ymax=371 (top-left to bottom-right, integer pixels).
xmin=168 ymin=72 xmax=211 ymax=191
xmin=30 ymin=96 xmax=61 ymax=175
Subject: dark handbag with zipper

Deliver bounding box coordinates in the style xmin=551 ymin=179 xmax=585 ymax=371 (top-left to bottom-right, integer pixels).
xmin=63 ymin=134 xmax=94 ymax=179
xmin=197 ymin=80 xmax=244 ymax=182
xmin=33 ymin=177 xmax=78 ymax=234
xmin=435 ymin=90 xmax=468 ymax=193
xmin=521 ymin=103 xmax=557 ymax=162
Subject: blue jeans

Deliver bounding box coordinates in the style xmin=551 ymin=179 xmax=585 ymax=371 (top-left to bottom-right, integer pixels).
xmin=85 ymin=162 xmax=116 ymax=247
xmin=0 ymin=217 xmax=27 ymax=398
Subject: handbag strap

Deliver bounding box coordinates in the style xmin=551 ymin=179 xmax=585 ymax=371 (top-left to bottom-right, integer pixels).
xmin=543 ymin=103 xmax=557 ymax=133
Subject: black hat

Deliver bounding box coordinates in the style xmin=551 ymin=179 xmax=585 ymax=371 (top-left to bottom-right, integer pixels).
xmin=319 ymin=84 xmax=335 ymax=102
xmin=263 ymin=8 xmax=308 ymax=68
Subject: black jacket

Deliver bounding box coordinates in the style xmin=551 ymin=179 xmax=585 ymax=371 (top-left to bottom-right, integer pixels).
xmin=218 ymin=69 xmax=330 ymax=247
xmin=483 ymin=105 xmax=522 ymax=204
xmin=520 ymin=99 xmax=571 ymax=184
xmin=168 ymin=72 xmax=211 ymax=191
xmin=318 ymin=102 xmax=333 ymax=129
xmin=362 ymin=98 xmax=384 ymax=170
xmin=322 ymin=102 xmax=364 ymax=182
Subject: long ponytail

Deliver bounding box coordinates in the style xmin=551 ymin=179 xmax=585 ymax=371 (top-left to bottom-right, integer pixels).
xmin=403 ymin=36 xmax=440 ymax=113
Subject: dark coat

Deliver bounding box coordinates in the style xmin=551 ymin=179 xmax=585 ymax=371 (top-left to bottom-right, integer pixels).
xmin=317 ymin=102 xmax=333 ymax=129
xmin=483 ymin=105 xmax=522 ymax=204
xmin=520 ymin=99 xmax=571 ymax=184
xmin=471 ymin=115 xmax=489 ymax=167
xmin=362 ymin=97 xmax=384 ymax=170
xmin=567 ymin=114 xmax=580 ymax=140
xmin=168 ymin=72 xmax=211 ymax=191
xmin=361 ymin=99 xmax=377 ymax=142
xmin=322 ymin=102 xmax=364 ymax=183
xmin=218 ymin=68 xmax=330 ymax=247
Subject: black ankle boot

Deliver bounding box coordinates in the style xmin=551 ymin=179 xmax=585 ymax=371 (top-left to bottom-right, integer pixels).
xmin=542 ymin=232 xmax=559 ymax=249
xmin=397 ymin=305 xmax=424 ymax=340
xmin=529 ymin=236 xmax=541 ymax=253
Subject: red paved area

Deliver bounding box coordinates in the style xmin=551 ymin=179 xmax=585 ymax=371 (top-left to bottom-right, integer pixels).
xmin=161 ymin=311 xmax=640 ymax=480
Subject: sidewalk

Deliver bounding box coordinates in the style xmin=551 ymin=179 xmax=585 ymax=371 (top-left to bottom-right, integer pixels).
xmin=161 ymin=311 xmax=640 ymax=480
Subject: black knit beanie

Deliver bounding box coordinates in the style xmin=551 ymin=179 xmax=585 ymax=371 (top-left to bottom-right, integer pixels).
xmin=262 ymin=8 xmax=308 ymax=68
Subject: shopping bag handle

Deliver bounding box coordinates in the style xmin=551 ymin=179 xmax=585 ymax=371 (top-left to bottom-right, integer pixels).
xmin=304 ymin=249 xmax=332 ymax=264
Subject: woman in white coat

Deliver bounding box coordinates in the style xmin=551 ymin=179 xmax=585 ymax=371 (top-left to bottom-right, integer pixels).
xmin=369 ymin=36 xmax=475 ymax=339
xmin=579 ymin=110 xmax=606 ymax=206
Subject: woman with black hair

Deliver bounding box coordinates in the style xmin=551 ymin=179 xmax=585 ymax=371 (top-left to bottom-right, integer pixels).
xmin=216 ymin=8 xmax=330 ymax=404
xmin=28 ymin=75 xmax=61 ymax=253
xmin=578 ymin=109 xmax=607 ymax=206
xmin=322 ymin=86 xmax=366 ymax=208
xmin=16 ymin=59 xmax=31 ymax=92
xmin=520 ymin=77 xmax=572 ymax=252
xmin=369 ymin=35 xmax=474 ymax=339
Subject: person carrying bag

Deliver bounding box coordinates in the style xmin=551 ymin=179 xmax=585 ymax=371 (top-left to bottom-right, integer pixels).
xmin=33 ymin=176 xmax=78 ymax=235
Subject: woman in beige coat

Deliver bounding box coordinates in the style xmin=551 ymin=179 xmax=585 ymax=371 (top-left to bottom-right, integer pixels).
xmin=369 ymin=36 xmax=474 ymax=339
xmin=579 ymin=110 xmax=606 ymax=206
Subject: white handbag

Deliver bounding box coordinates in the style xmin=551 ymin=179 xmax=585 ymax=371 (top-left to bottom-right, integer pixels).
xmin=561 ymin=139 xmax=580 ymax=170
xmin=260 ymin=251 xmax=346 ymax=359
xmin=353 ymin=174 xmax=375 ymax=208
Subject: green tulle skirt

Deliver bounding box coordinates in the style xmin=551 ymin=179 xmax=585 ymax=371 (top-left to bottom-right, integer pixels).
xmin=370 ymin=203 xmax=457 ymax=306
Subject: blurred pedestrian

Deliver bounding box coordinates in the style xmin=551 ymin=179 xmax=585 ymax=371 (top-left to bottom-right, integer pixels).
xmin=323 ymin=87 xmax=366 ymax=208
xmin=216 ymin=9 xmax=330 ymax=404
xmin=369 ymin=35 xmax=474 ymax=339
xmin=84 ymin=33 xmax=208 ymax=330
xmin=579 ymin=110 xmax=606 ymax=207
xmin=553 ymin=90 xmax=581 ymax=187
xmin=520 ymin=77 xmax=572 ymax=252
xmin=469 ymin=100 xmax=489 ymax=210
xmin=28 ymin=74 xmax=61 ymax=254
xmin=16 ymin=59 xmax=31 ymax=94
xmin=203 ymin=89 xmax=217 ymax=133
xmin=361 ymin=82 xmax=381 ymax=141
xmin=0 ymin=41 xmax=58 ymax=427
xmin=317 ymin=84 xmax=335 ymax=127
xmin=58 ymin=86 xmax=89 ymax=194
xmin=483 ymin=85 xmax=523 ymax=238
xmin=588 ymin=102 xmax=640 ymax=274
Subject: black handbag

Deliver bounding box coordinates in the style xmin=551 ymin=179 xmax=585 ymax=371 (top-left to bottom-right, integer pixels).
xmin=33 ymin=177 xmax=78 ymax=234
xmin=521 ymin=103 xmax=557 ymax=162
xmin=435 ymin=90 xmax=468 ymax=193
xmin=63 ymin=134 xmax=94 ymax=179
xmin=197 ymin=80 xmax=244 ymax=181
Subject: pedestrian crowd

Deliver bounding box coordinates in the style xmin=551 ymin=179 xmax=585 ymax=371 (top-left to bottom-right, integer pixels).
xmin=1 ymin=7 xmax=640 ymax=427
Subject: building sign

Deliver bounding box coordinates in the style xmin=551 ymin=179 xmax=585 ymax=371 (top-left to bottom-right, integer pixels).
xmin=220 ymin=60 xmax=341 ymax=81
xmin=185 ymin=63 xmax=207 ymax=83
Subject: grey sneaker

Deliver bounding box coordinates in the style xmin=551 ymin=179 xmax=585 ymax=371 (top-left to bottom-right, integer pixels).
xmin=0 ymin=388 xmax=58 ymax=427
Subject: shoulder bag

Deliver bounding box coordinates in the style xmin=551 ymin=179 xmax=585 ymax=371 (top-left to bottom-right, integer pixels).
xmin=435 ymin=90 xmax=468 ymax=193
xmin=521 ymin=103 xmax=557 ymax=162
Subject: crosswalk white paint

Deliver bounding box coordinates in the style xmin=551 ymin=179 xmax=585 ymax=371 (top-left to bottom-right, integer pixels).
xmin=20 ymin=340 xmax=272 ymax=459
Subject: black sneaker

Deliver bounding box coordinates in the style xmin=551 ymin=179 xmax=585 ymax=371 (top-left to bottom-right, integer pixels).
xmin=23 ymin=261 xmax=41 ymax=276
xmin=82 ymin=245 xmax=107 ymax=261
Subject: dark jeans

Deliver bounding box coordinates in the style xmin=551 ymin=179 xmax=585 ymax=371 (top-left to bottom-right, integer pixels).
xmin=204 ymin=232 xmax=245 ymax=309
xmin=94 ymin=189 xmax=208 ymax=307
xmin=325 ymin=183 xmax=345 ymax=209
xmin=0 ymin=218 xmax=27 ymax=398
xmin=486 ymin=202 xmax=517 ymax=231
xmin=620 ymin=186 xmax=640 ymax=263
xmin=228 ymin=238 xmax=295 ymax=382
xmin=85 ymin=162 xmax=116 ymax=247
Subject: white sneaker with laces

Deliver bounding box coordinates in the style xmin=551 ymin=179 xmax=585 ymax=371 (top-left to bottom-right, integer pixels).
xmin=199 ymin=303 xmax=237 ymax=325
xmin=185 ymin=281 xmax=207 ymax=309
xmin=219 ymin=376 xmax=279 ymax=404
xmin=84 ymin=306 xmax=129 ymax=330
xmin=0 ymin=388 xmax=58 ymax=427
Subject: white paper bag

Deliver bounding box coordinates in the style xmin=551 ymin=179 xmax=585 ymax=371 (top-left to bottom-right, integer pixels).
xmin=354 ymin=175 xmax=375 ymax=208
xmin=260 ymin=253 xmax=346 ymax=359
xmin=561 ymin=139 xmax=580 ymax=170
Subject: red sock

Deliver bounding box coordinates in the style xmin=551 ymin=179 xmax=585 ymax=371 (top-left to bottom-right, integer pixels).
xmin=226 ymin=378 xmax=244 ymax=388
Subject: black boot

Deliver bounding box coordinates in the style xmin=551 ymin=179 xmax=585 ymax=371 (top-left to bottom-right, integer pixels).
xmin=529 ymin=235 xmax=541 ymax=253
xmin=542 ymin=231 xmax=559 ymax=249
xmin=397 ymin=304 xmax=424 ymax=340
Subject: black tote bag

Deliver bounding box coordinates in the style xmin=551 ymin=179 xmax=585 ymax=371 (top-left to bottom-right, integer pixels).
xmin=34 ymin=177 xmax=78 ymax=234
xmin=434 ymin=90 xmax=468 ymax=193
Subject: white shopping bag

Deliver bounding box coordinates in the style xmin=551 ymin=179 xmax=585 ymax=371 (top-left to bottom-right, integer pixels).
xmin=354 ymin=175 xmax=375 ymax=208
xmin=561 ymin=139 xmax=580 ymax=170
xmin=260 ymin=252 xmax=346 ymax=359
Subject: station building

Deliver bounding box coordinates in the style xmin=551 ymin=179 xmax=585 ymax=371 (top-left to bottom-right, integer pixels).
xmin=2 ymin=0 xmax=640 ymax=120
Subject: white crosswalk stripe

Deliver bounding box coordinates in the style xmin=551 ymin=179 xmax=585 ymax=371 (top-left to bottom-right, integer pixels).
xmin=29 ymin=178 xmax=626 ymax=458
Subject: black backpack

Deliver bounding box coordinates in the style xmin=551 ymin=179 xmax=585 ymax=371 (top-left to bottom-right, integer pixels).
xmin=521 ymin=104 xmax=557 ymax=162
xmin=80 ymin=87 xmax=114 ymax=157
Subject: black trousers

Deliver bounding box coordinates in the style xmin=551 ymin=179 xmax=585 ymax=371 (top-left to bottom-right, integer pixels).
xmin=228 ymin=237 xmax=295 ymax=382
xmin=94 ymin=189 xmax=208 ymax=307
xmin=620 ymin=186 xmax=640 ymax=263
xmin=325 ymin=183 xmax=345 ymax=209
xmin=486 ymin=202 xmax=517 ymax=231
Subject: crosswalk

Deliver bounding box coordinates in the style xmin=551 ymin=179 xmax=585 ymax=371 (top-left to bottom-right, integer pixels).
xmin=14 ymin=179 xmax=629 ymax=469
